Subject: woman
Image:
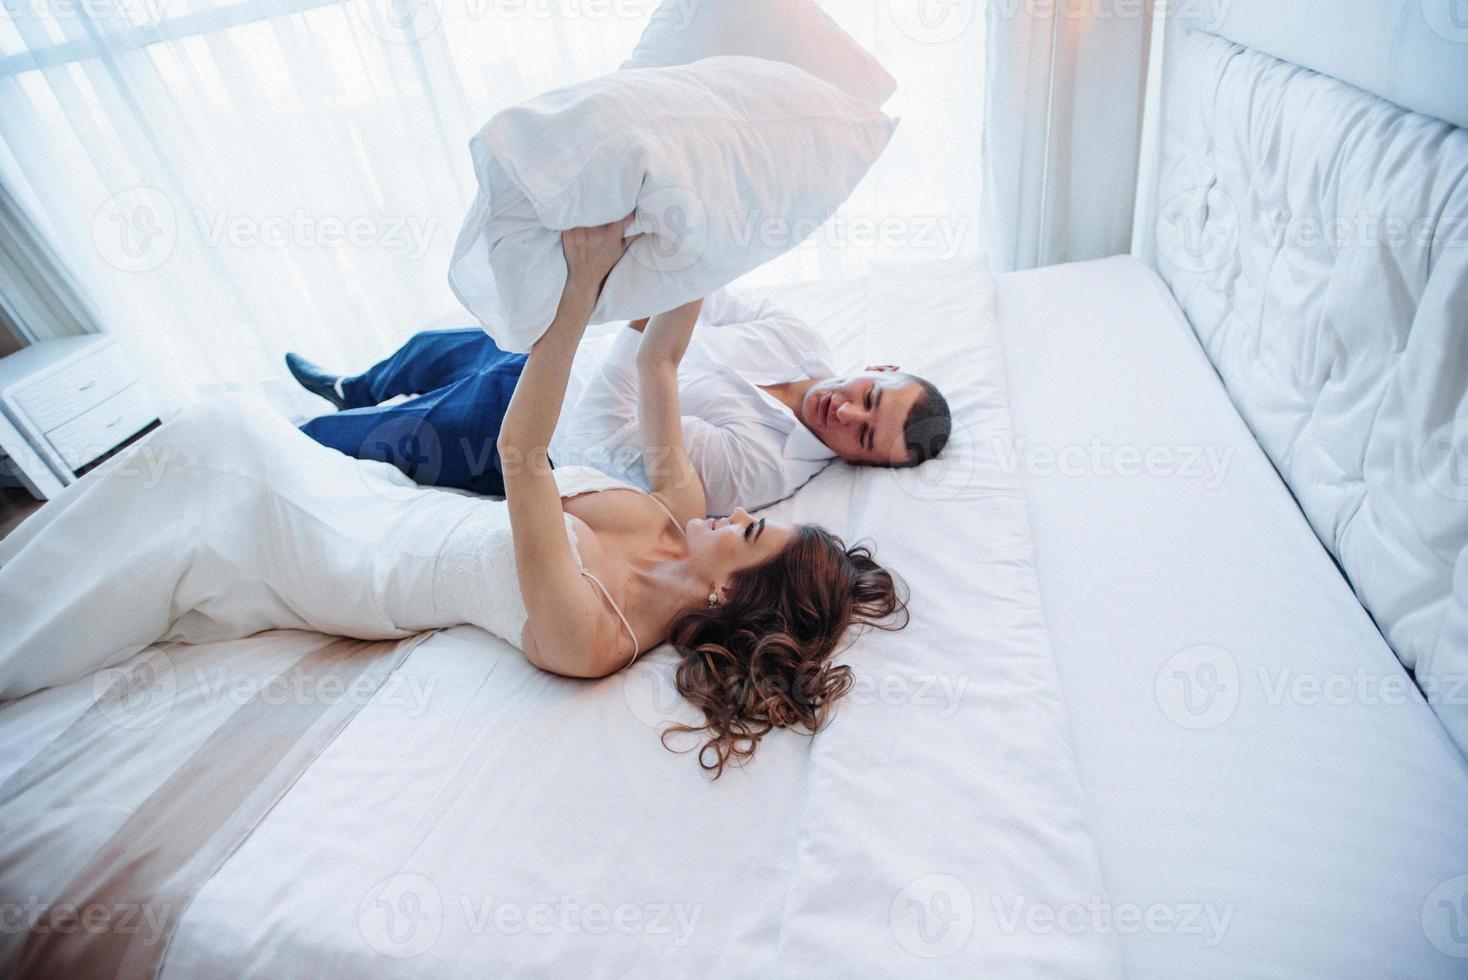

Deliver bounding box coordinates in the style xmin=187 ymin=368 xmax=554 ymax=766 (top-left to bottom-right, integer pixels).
xmin=0 ymin=218 xmax=906 ymax=775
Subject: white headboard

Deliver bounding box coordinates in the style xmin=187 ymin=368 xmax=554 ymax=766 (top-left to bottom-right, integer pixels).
xmin=1143 ymin=25 xmax=1468 ymax=753
xmin=1169 ymin=0 xmax=1468 ymax=131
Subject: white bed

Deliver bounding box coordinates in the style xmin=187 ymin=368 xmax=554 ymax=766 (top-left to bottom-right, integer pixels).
xmin=4 ymin=246 xmax=1462 ymax=977
xmin=0 ymin=256 xmax=1131 ymax=978
xmin=1000 ymin=254 xmax=1468 ymax=978
xmin=4 ymin=13 xmax=1467 ymax=979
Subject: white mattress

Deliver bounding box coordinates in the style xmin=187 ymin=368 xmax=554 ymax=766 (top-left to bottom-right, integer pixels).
xmin=0 ymin=257 xmax=1123 ymax=978
xmin=998 ymin=255 xmax=1468 ymax=978
xmin=3 ymin=255 xmax=1463 ymax=978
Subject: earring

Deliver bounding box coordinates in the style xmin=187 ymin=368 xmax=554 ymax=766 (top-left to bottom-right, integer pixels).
xmin=707 ymin=586 xmax=720 ymax=607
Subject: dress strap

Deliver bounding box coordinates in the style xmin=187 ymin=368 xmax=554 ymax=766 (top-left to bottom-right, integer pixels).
xmin=643 ymin=491 xmax=682 ymax=527
xmin=580 ymin=570 xmax=641 ymax=668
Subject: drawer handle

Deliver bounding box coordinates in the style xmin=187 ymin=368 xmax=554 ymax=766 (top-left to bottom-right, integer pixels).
xmin=103 ymin=415 xmax=123 ymax=428
xmin=77 ymin=379 xmax=98 ymax=392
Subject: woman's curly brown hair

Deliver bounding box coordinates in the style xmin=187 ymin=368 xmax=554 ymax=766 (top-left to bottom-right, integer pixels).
xmin=663 ymin=525 xmax=908 ymax=777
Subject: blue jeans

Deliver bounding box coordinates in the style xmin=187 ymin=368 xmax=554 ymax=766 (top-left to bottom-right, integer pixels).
xmin=300 ymin=329 xmax=528 ymax=495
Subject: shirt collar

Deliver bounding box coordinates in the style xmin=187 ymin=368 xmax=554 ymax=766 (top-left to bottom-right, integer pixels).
xmin=784 ymin=419 xmax=837 ymax=461
xmin=742 ymin=372 xmax=837 ymax=463
xmin=780 ymin=357 xmax=836 ymax=459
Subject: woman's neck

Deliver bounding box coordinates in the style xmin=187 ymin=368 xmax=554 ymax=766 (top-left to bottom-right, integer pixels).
xmin=629 ymin=554 xmax=707 ymax=634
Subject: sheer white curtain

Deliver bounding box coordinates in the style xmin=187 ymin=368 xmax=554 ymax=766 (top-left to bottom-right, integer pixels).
xmin=982 ymin=0 xmax=1153 ymax=273
xmin=740 ymin=1 xmax=986 ymax=290
xmin=0 ymin=0 xmax=984 ymax=411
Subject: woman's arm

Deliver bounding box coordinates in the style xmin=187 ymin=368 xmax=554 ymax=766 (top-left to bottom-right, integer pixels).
xmin=635 ymin=298 xmax=706 ymax=524
xmin=499 ymin=217 xmax=634 ymax=677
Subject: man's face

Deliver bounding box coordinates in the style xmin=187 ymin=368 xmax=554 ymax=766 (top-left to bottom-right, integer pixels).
xmin=798 ymin=367 xmax=922 ymax=465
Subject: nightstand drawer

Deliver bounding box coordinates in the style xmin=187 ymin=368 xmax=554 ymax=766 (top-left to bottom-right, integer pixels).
xmin=14 ymin=341 xmax=133 ymax=433
xmin=46 ymin=383 xmax=158 ymax=472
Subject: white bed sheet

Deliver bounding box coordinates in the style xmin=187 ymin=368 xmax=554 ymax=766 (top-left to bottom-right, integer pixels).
xmin=0 ymin=257 xmax=1123 ymax=978
xmin=7 ymin=254 xmax=1464 ymax=978
xmin=998 ymin=255 xmax=1468 ymax=978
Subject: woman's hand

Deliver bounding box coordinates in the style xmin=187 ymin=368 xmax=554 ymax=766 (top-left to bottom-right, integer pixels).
xmin=502 ymin=215 xmax=636 ymax=470
xmin=562 ymin=214 xmax=635 ymax=298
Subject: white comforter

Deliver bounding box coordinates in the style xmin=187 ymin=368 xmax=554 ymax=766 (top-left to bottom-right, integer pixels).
xmin=0 ymin=257 xmax=1122 ymax=977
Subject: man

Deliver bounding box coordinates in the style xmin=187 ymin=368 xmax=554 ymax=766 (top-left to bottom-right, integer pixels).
xmin=285 ymin=288 xmax=951 ymax=514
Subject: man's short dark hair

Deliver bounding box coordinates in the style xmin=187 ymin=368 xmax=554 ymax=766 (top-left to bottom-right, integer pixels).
xmin=894 ymin=376 xmax=951 ymax=468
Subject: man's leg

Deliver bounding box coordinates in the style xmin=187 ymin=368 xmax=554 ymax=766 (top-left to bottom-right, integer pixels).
xmin=337 ymin=328 xmax=517 ymax=408
xmin=300 ymin=353 xmax=528 ymax=495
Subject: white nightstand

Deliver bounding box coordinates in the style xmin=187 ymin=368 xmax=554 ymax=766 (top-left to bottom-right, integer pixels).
xmin=0 ymin=335 xmax=163 ymax=499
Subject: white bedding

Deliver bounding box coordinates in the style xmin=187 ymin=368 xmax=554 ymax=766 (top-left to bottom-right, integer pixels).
xmin=6 ymin=254 xmax=1461 ymax=977
xmin=0 ymin=257 xmax=1123 ymax=978
xmin=999 ymin=255 xmax=1468 ymax=978
xmin=1155 ymin=30 xmax=1468 ymax=755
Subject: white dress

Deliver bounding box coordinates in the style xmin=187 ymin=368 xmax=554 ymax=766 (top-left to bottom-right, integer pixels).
xmin=0 ymin=395 xmax=634 ymax=701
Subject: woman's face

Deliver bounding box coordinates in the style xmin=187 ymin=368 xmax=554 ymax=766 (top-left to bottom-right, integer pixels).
xmin=685 ymin=507 xmax=797 ymax=595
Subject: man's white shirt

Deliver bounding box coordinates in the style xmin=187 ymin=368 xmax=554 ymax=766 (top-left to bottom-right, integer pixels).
xmin=550 ymin=288 xmax=839 ymax=515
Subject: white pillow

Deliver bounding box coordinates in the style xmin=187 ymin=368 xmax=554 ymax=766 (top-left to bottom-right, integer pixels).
xmin=622 ymin=0 xmax=896 ymax=107
xmin=449 ymin=56 xmax=896 ymax=352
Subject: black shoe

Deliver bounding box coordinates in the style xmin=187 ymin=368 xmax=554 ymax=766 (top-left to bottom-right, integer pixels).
xmin=285 ymin=352 xmax=348 ymax=409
